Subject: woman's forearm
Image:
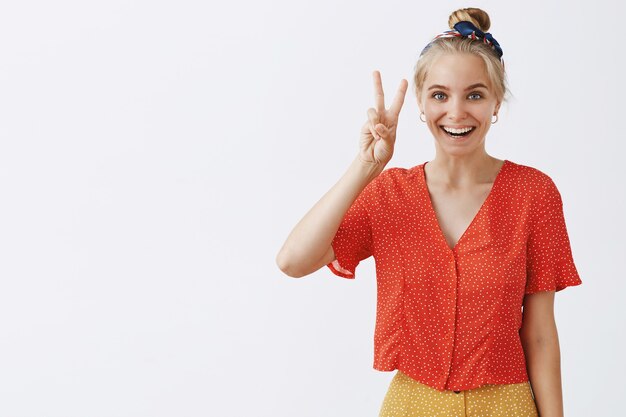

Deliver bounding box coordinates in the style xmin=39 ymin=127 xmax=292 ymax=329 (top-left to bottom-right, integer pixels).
xmin=522 ymin=328 xmax=564 ymax=417
xmin=276 ymin=155 xmax=384 ymax=278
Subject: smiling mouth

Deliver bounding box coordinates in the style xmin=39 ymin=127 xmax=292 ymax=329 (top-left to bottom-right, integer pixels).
xmin=440 ymin=126 xmax=475 ymax=138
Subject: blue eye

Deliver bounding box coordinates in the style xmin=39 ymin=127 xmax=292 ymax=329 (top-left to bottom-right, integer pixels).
xmin=468 ymin=93 xmax=482 ymax=100
xmin=432 ymin=92 xmax=446 ymax=100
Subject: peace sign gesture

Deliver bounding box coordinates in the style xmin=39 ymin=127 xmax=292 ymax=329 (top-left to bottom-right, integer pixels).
xmin=359 ymin=70 xmax=408 ymax=166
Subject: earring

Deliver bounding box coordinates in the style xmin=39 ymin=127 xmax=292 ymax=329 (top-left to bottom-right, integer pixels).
xmin=491 ymin=114 xmax=498 ymax=124
xmin=420 ymin=112 xmax=426 ymax=123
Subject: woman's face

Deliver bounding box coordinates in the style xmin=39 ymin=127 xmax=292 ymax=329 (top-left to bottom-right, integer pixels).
xmin=418 ymin=53 xmax=501 ymax=156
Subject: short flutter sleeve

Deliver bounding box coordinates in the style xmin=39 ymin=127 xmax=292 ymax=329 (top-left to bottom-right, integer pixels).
xmin=326 ymin=179 xmax=376 ymax=279
xmin=525 ymin=177 xmax=582 ymax=294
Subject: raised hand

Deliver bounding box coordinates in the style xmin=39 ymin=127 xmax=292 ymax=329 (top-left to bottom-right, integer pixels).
xmin=359 ymin=70 xmax=408 ymax=166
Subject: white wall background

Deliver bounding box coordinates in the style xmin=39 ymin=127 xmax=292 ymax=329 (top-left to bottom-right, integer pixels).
xmin=0 ymin=0 xmax=622 ymax=416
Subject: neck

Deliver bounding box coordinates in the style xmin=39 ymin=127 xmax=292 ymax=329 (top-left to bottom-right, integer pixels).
xmin=425 ymin=153 xmax=503 ymax=188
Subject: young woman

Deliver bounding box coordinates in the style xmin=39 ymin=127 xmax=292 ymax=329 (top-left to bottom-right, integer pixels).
xmin=276 ymin=7 xmax=582 ymax=417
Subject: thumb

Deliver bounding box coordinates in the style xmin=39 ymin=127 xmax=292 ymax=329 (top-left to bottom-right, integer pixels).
xmin=374 ymin=124 xmax=389 ymax=138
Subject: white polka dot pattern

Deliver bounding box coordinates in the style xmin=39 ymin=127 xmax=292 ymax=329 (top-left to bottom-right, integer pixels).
xmin=378 ymin=370 xmax=538 ymax=416
xmin=326 ymin=160 xmax=582 ymax=391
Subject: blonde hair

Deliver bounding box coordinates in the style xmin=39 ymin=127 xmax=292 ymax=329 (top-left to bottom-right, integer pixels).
xmin=414 ymin=7 xmax=508 ymax=104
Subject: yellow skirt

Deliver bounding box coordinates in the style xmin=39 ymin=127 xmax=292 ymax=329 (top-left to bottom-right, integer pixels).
xmin=379 ymin=370 xmax=538 ymax=417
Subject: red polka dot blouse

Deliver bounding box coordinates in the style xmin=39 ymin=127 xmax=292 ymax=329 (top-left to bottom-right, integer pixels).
xmin=326 ymin=159 xmax=582 ymax=391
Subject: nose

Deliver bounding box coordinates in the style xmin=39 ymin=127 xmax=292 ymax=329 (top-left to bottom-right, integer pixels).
xmin=446 ymin=97 xmax=468 ymax=121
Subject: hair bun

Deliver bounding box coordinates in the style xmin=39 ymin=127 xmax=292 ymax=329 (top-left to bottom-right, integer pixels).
xmin=448 ymin=7 xmax=491 ymax=31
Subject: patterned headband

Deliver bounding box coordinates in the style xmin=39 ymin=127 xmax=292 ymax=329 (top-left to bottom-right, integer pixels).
xmin=420 ymin=21 xmax=504 ymax=61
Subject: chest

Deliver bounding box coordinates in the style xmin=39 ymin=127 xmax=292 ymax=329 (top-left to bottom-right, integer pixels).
xmin=426 ymin=182 xmax=495 ymax=251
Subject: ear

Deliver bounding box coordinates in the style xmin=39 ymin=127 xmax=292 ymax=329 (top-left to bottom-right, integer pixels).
xmin=494 ymin=101 xmax=502 ymax=116
xmin=416 ymin=94 xmax=424 ymax=114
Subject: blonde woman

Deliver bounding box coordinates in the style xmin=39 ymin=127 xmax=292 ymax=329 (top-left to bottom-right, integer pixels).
xmin=276 ymin=7 xmax=581 ymax=417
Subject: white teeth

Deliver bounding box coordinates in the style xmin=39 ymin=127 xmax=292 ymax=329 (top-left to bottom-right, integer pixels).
xmin=443 ymin=126 xmax=474 ymax=134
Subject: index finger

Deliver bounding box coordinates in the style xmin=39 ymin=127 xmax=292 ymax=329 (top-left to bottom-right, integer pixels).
xmin=372 ymin=70 xmax=385 ymax=114
xmin=389 ymin=79 xmax=408 ymax=117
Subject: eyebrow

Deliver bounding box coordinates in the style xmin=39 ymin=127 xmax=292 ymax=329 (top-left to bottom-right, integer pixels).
xmin=427 ymin=83 xmax=489 ymax=91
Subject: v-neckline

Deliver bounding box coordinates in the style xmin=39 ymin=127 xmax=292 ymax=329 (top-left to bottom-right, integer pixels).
xmin=420 ymin=160 xmax=509 ymax=253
